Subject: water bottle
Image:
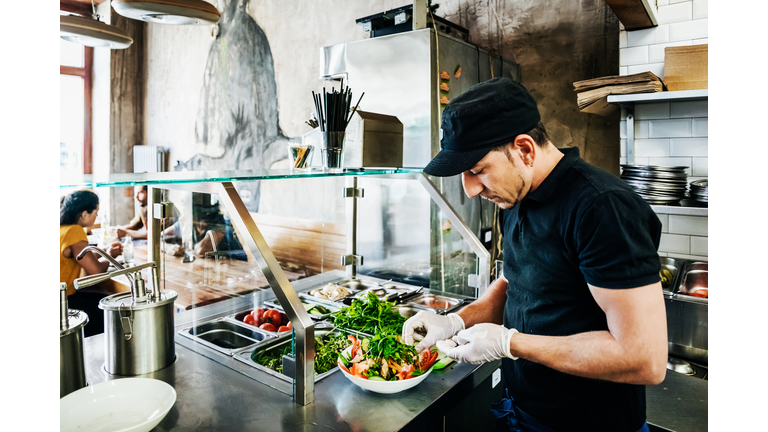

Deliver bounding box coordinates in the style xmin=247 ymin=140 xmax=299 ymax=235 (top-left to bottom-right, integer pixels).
xmin=123 ymin=236 xmax=134 ymax=265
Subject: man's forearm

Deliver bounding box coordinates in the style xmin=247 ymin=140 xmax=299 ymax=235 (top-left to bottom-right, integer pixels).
xmin=458 ymin=277 xmax=508 ymax=327
xmin=509 ymin=330 xmax=660 ymax=384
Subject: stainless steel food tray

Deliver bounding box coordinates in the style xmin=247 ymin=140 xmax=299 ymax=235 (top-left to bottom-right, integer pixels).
xmin=659 ymin=257 xmax=685 ymax=295
xmin=225 ymin=308 xmax=291 ymax=337
xmin=677 ymin=261 xmax=708 ymax=303
xmin=265 ymin=296 xmax=341 ymax=320
xmin=232 ymin=327 xmax=366 ymax=384
xmin=178 ymin=317 xmax=276 ymax=356
xmin=405 ymin=293 xmax=467 ymax=315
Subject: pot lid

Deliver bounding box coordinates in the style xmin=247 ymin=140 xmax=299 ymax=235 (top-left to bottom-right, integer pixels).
xmin=61 ymin=309 xmax=89 ymax=337
xmin=60 ymin=14 xmax=133 ymax=49
xmin=111 ymin=0 xmax=221 ymax=25
xmin=99 ymin=290 xmax=178 ymax=311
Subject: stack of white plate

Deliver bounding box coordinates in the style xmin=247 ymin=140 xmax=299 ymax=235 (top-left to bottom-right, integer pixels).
xmin=689 ymin=179 xmax=708 ymax=204
xmin=620 ymin=165 xmax=688 ymax=205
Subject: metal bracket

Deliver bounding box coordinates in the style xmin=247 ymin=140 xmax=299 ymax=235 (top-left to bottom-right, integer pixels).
xmin=341 ymin=254 xmax=364 ymax=266
xmin=152 ymin=202 xmax=174 ymax=220
xmin=623 ymin=106 xmax=635 ymax=166
xmin=395 ymin=11 xmax=408 ymax=25
xmin=343 ymin=187 xmax=364 ymax=198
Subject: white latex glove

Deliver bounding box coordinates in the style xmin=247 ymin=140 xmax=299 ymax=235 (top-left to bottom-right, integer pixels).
xmin=435 ymin=323 xmax=519 ymax=364
xmin=402 ymin=311 xmax=465 ymax=353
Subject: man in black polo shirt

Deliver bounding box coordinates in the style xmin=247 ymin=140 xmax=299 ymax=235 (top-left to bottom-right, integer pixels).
xmin=402 ymin=78 xmax=667 ymax=432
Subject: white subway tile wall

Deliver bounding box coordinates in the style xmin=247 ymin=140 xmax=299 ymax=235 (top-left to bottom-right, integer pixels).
xmin=659 ymin=233 xmax=691 ymax=255
xmin=668 ymin=215 xmax=708 ymax=236
xmin=619 ymin=0 xmax=708 ymax=257
xmin=690 ymin=236 xmax=708 ymax=256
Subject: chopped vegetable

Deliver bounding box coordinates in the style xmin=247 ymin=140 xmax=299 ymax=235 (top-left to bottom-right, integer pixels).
xmin=331 ymin=291 xmax=407 ymax=336
xmin=254 ymin=332 xmax=353 ymax=375
xmin=306 ymin=304 xmax=332 ymax=316
xmin=338 ymin=334 xmax=431 ymax=381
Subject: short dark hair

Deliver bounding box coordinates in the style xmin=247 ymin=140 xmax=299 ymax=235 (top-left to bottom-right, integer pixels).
xmin=491 ymin=121 xmax=551 ymax=157
xmin=525 ymin=121 xmax=550 ymax=147
xmin=60 ymin=190 xmax=99 ymax=226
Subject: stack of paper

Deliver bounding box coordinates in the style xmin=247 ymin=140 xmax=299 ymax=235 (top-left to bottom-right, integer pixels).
xmin=573 ymin=71 xmax=666 ymax=115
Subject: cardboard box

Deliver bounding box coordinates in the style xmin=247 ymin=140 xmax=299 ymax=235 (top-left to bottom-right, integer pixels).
xmin=664 ymin=45 xmax=708 ymax=91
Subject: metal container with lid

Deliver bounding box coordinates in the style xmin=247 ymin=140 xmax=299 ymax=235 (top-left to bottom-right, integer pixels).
xmin=74 ymin=246 xmax=178 ymax=376
xmin=60 ymin=283 xmax=88 ymax=398
xmin=100 ymin=289 xmax=178 ymax=376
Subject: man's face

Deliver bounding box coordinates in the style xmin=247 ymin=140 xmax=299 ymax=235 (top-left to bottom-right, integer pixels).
xmin=461 ymin=145 xmax=532 ymax=210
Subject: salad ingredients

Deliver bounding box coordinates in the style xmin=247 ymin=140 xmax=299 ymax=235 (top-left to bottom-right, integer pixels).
xmin=331 ymin=291 xmax=407 ymax=336
xmin=306 ymin=304 xmax=332 ymax=316
xmin=689 ymin=288 xmax=708 ymax=298
xmin=310 ymin=283 xmax=351 ymax=300
xmin=260 ymin=323 xmax=277 ymax=332
xmin=240 ymin=307 xmax=291 ymax=332
xmin=253 ymin=332 xmax=354 ymax=375
xmin=339 ymin=334 xmax=437 ymax=381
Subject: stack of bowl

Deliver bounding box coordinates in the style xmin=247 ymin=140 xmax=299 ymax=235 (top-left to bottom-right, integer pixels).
xmin=620 ymin=165 xmax=688 ymax=205
xmin=689 ymin=179 xmax=708 ymax=205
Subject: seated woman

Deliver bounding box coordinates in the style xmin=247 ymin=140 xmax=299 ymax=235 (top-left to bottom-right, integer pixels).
xmin=60 ymin=190 xmax=123 ymax=337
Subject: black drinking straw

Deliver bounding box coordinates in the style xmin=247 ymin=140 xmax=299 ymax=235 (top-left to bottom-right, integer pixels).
xmin=311 ymin=83 xmax=364 ymax=135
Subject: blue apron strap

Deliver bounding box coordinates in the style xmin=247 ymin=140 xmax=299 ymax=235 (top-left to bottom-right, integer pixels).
xmin=489 ymin=389 xmax=558 ymax=432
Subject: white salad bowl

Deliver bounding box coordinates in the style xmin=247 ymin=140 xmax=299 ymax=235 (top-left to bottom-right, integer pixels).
xmin=337 ymin=346 xmax=433 ymax=394
xmin=60 ymin=377 xmax=176 ymax=432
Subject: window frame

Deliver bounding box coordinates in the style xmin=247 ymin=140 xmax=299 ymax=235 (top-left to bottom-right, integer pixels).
xmin=60 ymin=44 xmax=94 ymax=174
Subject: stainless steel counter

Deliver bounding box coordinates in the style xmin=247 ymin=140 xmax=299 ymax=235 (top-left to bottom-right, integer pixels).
xmin=646 ymin=370 xmax=708 ymax=432
xmin=82 ymin=332 xmax=501 ymax=431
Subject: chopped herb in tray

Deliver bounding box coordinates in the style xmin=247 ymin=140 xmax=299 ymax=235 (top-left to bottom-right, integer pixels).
xmin=330 ymin=291 xmax=407 ymax=336
xmin=253 ymin=332 xmax=353 ymax=375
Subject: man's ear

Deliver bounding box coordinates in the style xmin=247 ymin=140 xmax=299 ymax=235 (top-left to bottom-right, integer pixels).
xmin=513 ymin=134 xmax=537 ymax=166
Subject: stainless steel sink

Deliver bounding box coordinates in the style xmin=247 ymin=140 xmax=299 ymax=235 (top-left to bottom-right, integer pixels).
xmin=179 ymin=319 xmax=274 ymax=355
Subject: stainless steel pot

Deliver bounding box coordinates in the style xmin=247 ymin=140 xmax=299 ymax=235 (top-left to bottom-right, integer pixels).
xmin=99 ymin=289 xmax=178 ymax=376
xmin=60 ymin=283 xmax=88 ymax=398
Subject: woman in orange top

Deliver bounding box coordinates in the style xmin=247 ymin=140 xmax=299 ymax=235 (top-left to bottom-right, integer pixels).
xmin=60 ymin=190 xmax=122 ymax=336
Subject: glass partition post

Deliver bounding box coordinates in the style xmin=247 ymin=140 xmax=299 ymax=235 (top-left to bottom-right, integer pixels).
xmin=215 ymin=182 xmax=315 ymax=406
xmin=417 ymin=173 xmax=490 ymax=297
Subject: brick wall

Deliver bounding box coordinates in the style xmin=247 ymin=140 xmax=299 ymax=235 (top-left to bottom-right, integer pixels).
xmin=618 ymin=0 xmax=708 ymax=260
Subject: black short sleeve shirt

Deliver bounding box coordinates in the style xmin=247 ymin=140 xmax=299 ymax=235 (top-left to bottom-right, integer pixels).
xmin=500 ymin=147 xmax=662 ymax=432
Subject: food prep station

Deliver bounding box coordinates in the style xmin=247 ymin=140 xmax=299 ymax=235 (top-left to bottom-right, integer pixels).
xmin=62 ymin=166 xmax=708 ymax=431
xmin=80 ymin=270 xmax=510 ymax=432
xmin=74 ymin=268 xmax=708 ymax=432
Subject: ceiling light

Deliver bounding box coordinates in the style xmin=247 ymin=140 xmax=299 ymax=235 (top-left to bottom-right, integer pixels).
xmin=111 ymin=0 xmax=221 ymax=25
xmin=60 ymin=14 xmax=134 ymax=49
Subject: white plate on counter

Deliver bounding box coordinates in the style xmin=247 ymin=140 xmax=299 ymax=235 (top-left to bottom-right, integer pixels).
xmin=60 ymin=377 xmax=176 ymax=432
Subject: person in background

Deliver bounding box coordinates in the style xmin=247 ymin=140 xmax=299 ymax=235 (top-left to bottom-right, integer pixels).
xmin=190 ymin=196 xmax=246 ymax=260
xmin=402 ymin=78 xmax=666 ymax=432
xmin=162 ymin=194 xmax=246 ymax=261
xmin=60 ymin=190 xmax=123 ymax=337
xmin=111 ymin=185 xmax=179 ymax=240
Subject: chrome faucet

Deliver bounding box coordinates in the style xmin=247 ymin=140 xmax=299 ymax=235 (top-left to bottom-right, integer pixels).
xmin=74 ymin=246 xmax=162 ymax=302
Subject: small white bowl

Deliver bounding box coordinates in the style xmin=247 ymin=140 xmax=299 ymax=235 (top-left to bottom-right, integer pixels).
xmin=60 ymin=377 xmax=176 ymax=432
xmin=336 ymin=346 xmax=432 ymax=394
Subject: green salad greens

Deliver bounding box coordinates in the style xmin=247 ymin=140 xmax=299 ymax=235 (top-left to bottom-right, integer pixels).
xmin=330 ymin=292 xmax=407 ymax=336
xmin=253 ymin=332 xmax=353 ymax=375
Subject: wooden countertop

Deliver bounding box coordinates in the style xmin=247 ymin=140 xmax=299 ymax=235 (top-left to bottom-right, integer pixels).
xmin=113 ymin=242 xmax=306 ymax=311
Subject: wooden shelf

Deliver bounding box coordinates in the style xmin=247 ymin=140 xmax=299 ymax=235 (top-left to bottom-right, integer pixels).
xmin=607 ymin=89 xmax=708 ymax=107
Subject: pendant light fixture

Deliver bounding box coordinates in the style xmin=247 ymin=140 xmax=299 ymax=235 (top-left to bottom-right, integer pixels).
xmin=60 ymin=1 xmax=133 ymax=49
xmin=111 ymin=0 xmax=221 ymax=25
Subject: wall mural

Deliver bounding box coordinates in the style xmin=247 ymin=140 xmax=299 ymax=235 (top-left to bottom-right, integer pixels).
xmin=178 ymin=0 xmax=298 ymax=211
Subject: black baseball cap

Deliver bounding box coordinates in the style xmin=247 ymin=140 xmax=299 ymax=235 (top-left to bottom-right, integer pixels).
xmin=423 ymin=77 xmax=541 ymax=177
